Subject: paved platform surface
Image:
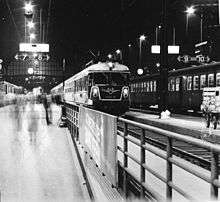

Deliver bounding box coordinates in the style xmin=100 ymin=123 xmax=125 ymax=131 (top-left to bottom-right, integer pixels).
xmin=126 ymin=110 xmax=220 ymax=141
xmin=0 ymin=103 xmax=89 ymax=202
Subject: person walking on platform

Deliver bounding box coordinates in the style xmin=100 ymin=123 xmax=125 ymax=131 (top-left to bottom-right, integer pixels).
xmin=42 ymin=94 xmax=52 ymax=125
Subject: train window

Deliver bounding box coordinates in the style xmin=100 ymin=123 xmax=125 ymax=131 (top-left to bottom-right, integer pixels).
xmin=176 ymin=77 xmax=180 ymax=91
xmin=150 ymin=81 xmax=153 ymax=92
xmin=153 ymin=81 xmax=156 ymax=92
xmin=168 ymin=79 xmax=171 ymax=91
xmin=208 ymin=74 xmax=214 ymax=87
xmin=200 ymin=75 xmax=206 ymax=89
xmin=216 ymin=73 xmax=220 ymax=86
xmin=146 ymin=82 xmax=149 ymax=92
xmin=182 ymin=76 xmax=187 ymax=91
xmin=193 ymin=76 xmax=199 ymax=90
xmin=171 ymin=79 xmax=175 ymax=91
xmin=187 ymin=76 xmax=192 ymax=90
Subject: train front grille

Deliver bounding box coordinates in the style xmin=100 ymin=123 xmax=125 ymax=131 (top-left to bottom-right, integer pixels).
xmin=99 ymin=86 xmax=121 ymax=99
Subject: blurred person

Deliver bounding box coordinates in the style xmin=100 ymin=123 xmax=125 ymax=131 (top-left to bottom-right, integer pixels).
xmin=28 ymin=103 xmax=39 ymax=143
xmin=42 ymin=93 xmax=52 ymax=125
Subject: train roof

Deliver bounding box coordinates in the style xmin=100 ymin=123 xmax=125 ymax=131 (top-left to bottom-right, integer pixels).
xmin=0 ymin=81 xmax=22 ymax=88
xmin=131 ymin=62 xmax=220 ymax=81
xmin=51 ymin=82 xmax=63 ymax=92
xmin=65 ymin=62 xmax=130 ymax=84
xmin=169 ymin=62 xmax=220 ymax=76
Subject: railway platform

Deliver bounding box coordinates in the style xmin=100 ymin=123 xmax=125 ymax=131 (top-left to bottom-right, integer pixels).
xmin=126 ymin=109 xmax=220 ymax=142
xmin=0 ymin=103 xmax=91 ymax=202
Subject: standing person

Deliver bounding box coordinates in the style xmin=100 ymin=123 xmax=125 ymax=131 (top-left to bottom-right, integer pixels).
xmin=42 ymin=93 xmax=51 ymax=125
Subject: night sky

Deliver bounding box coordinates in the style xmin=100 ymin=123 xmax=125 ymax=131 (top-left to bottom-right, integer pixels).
xmin=0 ymin=0 xmax=219 ymax=74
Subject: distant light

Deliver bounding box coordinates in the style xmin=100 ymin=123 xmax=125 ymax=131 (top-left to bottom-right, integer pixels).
xmin=108 ymin=54 xmax=112 ymax=59
xmin=27 ymin=21 xmax=34 ymax=29
xmin=139 ymin=35 xmax=146 ymax=41
xmin=116 ymin=49 xmax=121 ymax=54
xmin=128 ymin=44 xmax=131 ymax=47
xmin=34 ymin=60 xmax=39 ymax=66
xmin=24 ymin=2 xmax=33 ymax=12
xmin=137 ymin=68 xmax=143 ymax=75
xmin=186 ymin=6 xmax=195 ymax=15
xmin=25 ymin=78 xmax=29 ymax=81
xmin=156 ymin=63 xmax=160 ymax=67
xmin=158 ymin=25 xmax=162 ymax=29
xmin=30 ymin=33 xmax=36 ymax=39
xmin=28 ymin=67 xmax=34 ymax=74
xmin=173 ymin=69 xmax=176 ymax=71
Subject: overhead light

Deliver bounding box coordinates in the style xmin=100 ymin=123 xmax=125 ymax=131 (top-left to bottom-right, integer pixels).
xmin=137 ymin=68 xmax=143 ymax=75
xmin=30 ymin=33 xmax=36 ymax=39
xmin=24 ymin=2 xmax=33 ymax=12
xmin=139 ymin=35 xmax=146 ymax=41
xmin=116 ymin=49 xmax=121 ymax=54
xmin=27 ymin=21 xmax=34 ymax=29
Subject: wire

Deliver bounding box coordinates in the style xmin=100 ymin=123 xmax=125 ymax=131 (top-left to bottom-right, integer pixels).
xmin=4 ymin=0 xmax=21 ymax=41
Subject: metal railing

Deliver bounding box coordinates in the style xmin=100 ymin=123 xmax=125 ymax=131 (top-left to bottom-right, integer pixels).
xmin=117 ymin=117 xmax=220 ymax=201
xmin=65 ymin=102 xmax=79 ymax=140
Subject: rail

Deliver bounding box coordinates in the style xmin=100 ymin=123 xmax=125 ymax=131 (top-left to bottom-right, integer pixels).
xmin=117 ymin=117 xmax=220 ymax=201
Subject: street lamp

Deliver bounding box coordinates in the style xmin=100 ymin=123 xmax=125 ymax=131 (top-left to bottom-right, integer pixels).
xmin=107 ymin=54 xmax=112 ymax=59
xmin=24 ymin=2 xmax=33 ymax=13
xmin=139 ymin=34 xmax=146 ymax=68
xmin=185 ymin=6 xmax=195 ymax=37
xmin=116 ymin=49 xmax=122 ymax=62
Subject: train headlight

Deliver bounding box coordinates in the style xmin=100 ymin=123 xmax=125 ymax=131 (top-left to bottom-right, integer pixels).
xmin=92 ymin=87 xmax=99 ymax=97
xmin=123 ymin=88 xmax=129 ymax=98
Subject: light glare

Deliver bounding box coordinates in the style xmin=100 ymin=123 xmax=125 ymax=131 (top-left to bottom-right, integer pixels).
xmin=186 ymin=6 xmax=195 ymax=15
xmin=139 ymin=35 xmax=146 ymax=41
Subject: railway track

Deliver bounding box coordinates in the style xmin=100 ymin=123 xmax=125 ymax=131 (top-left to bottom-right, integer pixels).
xmin=117 ymin=122 xmax=220 ymax=171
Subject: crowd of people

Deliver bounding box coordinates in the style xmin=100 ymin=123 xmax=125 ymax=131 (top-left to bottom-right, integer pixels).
xmin=10 ymin=92 xmax=57 ymax=143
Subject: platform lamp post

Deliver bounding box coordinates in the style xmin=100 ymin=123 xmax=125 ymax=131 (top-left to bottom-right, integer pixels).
xmin=59 ymin=58 xmax=67 ymax=127
xmin=159 ymin=0 xmax=169 ymax=116
xmin=139 ymin=35 xmax=146 ymax=68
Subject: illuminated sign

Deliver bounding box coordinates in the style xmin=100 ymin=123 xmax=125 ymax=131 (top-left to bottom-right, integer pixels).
xmin=151 ymin=45 xmax=160 ymax=54
xmin=151 ymin=45 xmax=180 ymax=54
xmin=19 ymin=43 xmax=49 ymax=52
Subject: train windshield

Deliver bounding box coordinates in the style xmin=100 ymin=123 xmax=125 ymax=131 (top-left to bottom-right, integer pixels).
xmin=92 ymin=72 xmax=129 ymax=85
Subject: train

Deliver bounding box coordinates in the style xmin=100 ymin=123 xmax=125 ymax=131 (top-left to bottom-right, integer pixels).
xmin=130 ymin=61 xmax=220 ymax=112
xmin=51 ymin=61 xmax=130 ymax=114
xmin=0 ymin=81 xmax=24 ymax=106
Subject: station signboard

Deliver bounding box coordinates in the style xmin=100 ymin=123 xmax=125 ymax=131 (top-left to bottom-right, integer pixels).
xmin=19 ymin=43 xmax=49 ymax=52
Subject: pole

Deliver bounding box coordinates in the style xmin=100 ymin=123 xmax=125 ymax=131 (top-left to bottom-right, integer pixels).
xmin=186 ymin=14 xmax=189 ymax=38
xmin=156 ymin=27 xmax=158 ymax=44
xmin=139 ymin=40 xmax=142 ymax=68
xmin=62 ymin=58 xmax=65 ymax=91
xmin=40 ymin=9 xmax=42 ymax=43
xmin=173 ymin=27 xmax=175 ymax=45
xmin=200 ymin=13 xmax=203 ymax=42
xmin=159 ymin=0 xmax=168 ymax=113
xmin=25 ymin=17 xmax=26 ymax=42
